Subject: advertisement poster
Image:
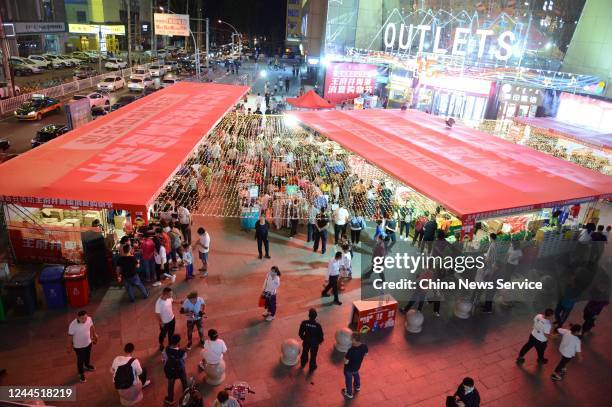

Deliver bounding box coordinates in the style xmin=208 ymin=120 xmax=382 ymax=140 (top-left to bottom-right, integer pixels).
xmin=154 ymin=13 xmax=190 ymax=37
xmin=324 ymin=62 xmax=378 ymax=104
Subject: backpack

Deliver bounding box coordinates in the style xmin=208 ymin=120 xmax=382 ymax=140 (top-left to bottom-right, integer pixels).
xmin=169 ymin=231 xmax=181 ymax=249
xmin=164 ymin=349 xmax=184 ymax=379
xmin=114 ymin=358 xmax=135 ymax=389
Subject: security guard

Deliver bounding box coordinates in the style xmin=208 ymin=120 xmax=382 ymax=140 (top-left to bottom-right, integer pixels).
xmin=299 ymin=308 xmax=324 ymax=371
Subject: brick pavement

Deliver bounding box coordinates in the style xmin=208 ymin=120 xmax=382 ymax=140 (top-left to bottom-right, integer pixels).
xmin=0 ymin=216 xmax=610 ymax=407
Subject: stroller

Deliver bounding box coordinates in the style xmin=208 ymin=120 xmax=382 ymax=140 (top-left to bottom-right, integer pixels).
xmin=178 ymin=377 xmax=204 ymax=407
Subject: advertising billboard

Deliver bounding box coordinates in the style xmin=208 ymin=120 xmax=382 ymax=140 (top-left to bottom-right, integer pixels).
xmin=154 ymin=13 xmax=190 ymax=37
xmin=324 ymin=62 xmax=378 ymax=104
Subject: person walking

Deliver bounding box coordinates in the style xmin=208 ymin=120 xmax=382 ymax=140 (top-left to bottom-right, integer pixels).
xmin=446 ymin=377 xmax=480 ymax=407
xmin=333 ymin=204 xmax=349 ymax=245
xmin=342 ymin=333 xmax=368 ymax=399
xmin=284 ymin=76 xmax=290 ymax=93
xmin=181 ymin=242 xmax=194 ymax=280
xmin=116 ymin=243 xmax=148 ymax=302
xmin=255 ymin=214 xmax=271 ymax=259
xmin=262 ymin=266 xmax=281 ymax=321
xmin=200 ymin=329 xmax=228 ymax=369
xmin=384 ymin=214 xmax=398 ymax=244
xmin=307 ymin=205 xmax=318 ymax=243
xmin=313 ymin=207 xmax=329 ymax=254
xmin=299 ymin=308 xmax=324 ymax=371
xmin=581 ymin=298 xmax=609 ymax=335
xmin=412 ymin=212 xmax=427 ymax=247
xmin=162 ymin=334 xmax=188 ymax=405
xmin=349 ymin=212 xmax=366 ymax=245
xmin=289 ymin=200 xmax=299 ymax=238
xmin=551 ymin=324 xmax=583 ymax=381
xmin=516 ymin=308 xmax=554 ymax=364
xmin=177 ymin=205 xmax=192 ymax=245
xmin=322 ymin=252 xmax=343 ymax=305
xmin=421 ymin=215 xmax=437 ymax=254
xmin=398 ymin=205 xmax=412 ymax=241
xmin=140 ymin=232 xmax=156 ymax=283
xmin=180 ymin=291 xmax=206 ymax=350
xmin=156 ymin=287 xmax=180 ymax=352
xmin=68 ymin=310 xmax=98 ymax=383
xmin=111 ymin=343 xmax=151 ymax=406
xmin=194 ymin=227 xmax=210 ymax=277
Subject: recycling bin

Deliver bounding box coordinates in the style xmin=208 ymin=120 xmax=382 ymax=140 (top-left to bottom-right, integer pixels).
xmin=39 ymin=265 xmax=66 ymax=309
xmin=5 ymin=270 xmax=37 ymax=315
xmin=64 ymin=265 xmax=89 ymax=308
xmin=241 ymin=207 xmax=260 ymax=230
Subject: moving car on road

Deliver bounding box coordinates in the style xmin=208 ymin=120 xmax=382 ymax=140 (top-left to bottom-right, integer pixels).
xmin=97 ymin=76 xmax=125 ymax=91
xmin=14 ymin=94 xmax=61 ymax=121
xmin=161 ymin=75 xmax=180 ymax=88
xmin=130 ymin=68 xmax=151 ymax=80
xmin=104 ymin=58 xmax=128 ymax=70
xmin=128 ymin=77 xmax=154 ymax=92
xmin=72 ymin=92 xmax=110 ymax=108
xmin=111 ymin=95 xmax=139 ymax=111
xmin=31 ymin=124 xmax=69 ymax=148
xmin=148 ymin=64 xmax=166 ymax=77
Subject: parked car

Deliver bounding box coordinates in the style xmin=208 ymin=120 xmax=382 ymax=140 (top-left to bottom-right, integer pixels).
xmin=71 ymin=51 xmax=91 ymax=62
xmin=74 ymin=66 xmax=97 ymax=79
xmin=14 ymin=94 xmax=61 ymax=120
xmin=128 ymin=77 xmax=154 ymax=92
xmin=58 ymin=55 xmax=81 ymax=67
xmin=72 ymin=92 xmax=110 ymax=108
xmin=148 ymin=64 xmax=166 ymax=77
xmin=111 ymin=94 xmax=139 ymax=111
xmin=161 ymin=75 xmax=179 ymax=88
xmin=104 ymin=58 xmax=127 ymax=70
xmin=31 ymin=124 xmax=69 ymax=148
xmin=91 ymin=105 xmax=110 ymax=120
xmin=9 ymin=59 xmax=41 ymax=75
xmin=97 ymin=76 xmax=125 ymax=91
xmin=162 ymin=60 xmax=178 ymax=72
xmin=26 ymin=55 xmax=52 ymax=69
xmin=42 ymin=54 xmax=68 ymax=68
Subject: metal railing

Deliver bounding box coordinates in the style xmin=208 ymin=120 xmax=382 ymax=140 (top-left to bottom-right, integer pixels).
xmin=0 ymin=63 xmax=151 ymax=115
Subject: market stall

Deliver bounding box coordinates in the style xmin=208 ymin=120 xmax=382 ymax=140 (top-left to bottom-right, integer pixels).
xmin=286 ymin=90 xmax=336 ymax=110
xmin=289 ymin=108 xmax=612 ymax=256
xmin=0 ymin=82 xmax=249 ymax=265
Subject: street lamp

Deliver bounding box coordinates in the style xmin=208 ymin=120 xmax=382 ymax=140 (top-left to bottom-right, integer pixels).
xmin=217 ymin=19 xmax=242 ymax=60
xmin=158 ymin=7 xmax=201 ymax=80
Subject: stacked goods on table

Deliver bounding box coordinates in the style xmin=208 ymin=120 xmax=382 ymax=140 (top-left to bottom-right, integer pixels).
xmin=535 ymin=227 xmax=579 ymax=258
xmin=570 ymin=149 xmax=610 ymax=174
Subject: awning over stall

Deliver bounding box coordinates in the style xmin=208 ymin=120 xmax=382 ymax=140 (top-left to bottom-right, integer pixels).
xmin=0 ymin=82 xmax=248 ymax=215
xmin=290 ymin=109 xmax=612 ymax=221
xmin=513 ymin=116 xmax=612 ymax=153
xmin=287 ymin=90 xmax=336 ymax=109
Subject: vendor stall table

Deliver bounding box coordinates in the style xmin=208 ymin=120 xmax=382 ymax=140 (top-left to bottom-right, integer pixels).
xmin=351 ymin=295 xmax=398 ymax=334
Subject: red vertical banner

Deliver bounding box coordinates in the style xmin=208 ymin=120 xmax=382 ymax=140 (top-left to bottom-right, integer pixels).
xmin=324 ymin=62 xmax=378 ymax=104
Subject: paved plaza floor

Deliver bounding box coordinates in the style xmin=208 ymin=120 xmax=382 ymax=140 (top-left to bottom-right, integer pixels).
xmin=0 ymin=216 xmax=610 ymax=407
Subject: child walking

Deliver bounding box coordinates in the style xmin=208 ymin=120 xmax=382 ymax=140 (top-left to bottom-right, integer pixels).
xmin=181 ymin=243 xmax=194 ymax=280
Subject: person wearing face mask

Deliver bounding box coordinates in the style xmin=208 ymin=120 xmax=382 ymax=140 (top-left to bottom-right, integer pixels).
xmin=446 ymin=377 xmax=480 ymax=407
xmin=261 ymin=266 xmax=281 ymax=321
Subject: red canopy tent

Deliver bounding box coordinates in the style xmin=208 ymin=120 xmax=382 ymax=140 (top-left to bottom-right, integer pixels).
xmin=0 ymin=82 xmax=248 ymax=219
xmin=290 ymin=109 xmax=612 ymax=222
xmin=287 ymin=90 xmax=336 ymax=109
xmin=513 ymin=116 xmax=612 ymax=153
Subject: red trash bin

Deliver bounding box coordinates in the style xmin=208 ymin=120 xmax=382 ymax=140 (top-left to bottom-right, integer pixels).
xmin=64 ymin=265 xmax=89 ymax=308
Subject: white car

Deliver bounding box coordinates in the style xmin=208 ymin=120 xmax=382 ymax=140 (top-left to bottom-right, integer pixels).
xmin=128 ymin=77 xmax=154 ymax=92
xmin=72 ymin=92 xmax=110 ymax=108
xmin=161 ymin=76 xmax=179 ymax=88
xmin=26 ymin=55 xmax=51 ymax=69
xmin=105 ymin=58 xmax=128 ymax=70
xmin=9 ymin=58 xmax=42 ymax=74
xmin=59 ymin=55 xmax=81 ymax=67
xmin=130 ymin=68 xmax=152 ymax=80
xmin=97 ymin=76 xmax=125 ymax=91
xmin=11 ymin=56 xmax=46 ymax=71
xmin=161 ymin=60 xmax=178 ymax=72
xmin=42 ymin=54 xmax=68 ymax=68
xmin=148 ymin=64 xmax=166 ymax=77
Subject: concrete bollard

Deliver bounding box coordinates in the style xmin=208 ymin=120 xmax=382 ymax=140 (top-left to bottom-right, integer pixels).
xmin=404 ymin=309 xmax=424 ymax=333
xmin=280 ymin=338 xmax=301 ymax=366
xmin=334 ymin=327 xmax=353 ymax=352
xmin=454 ymin=298 xmax=473 ymax=319
xmin=204 ymin=360 xmax=226 ymax=385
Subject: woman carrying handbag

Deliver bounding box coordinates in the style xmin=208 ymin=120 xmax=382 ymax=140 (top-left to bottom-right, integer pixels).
xmin=261 ymin=267 xmax=281 ymax=322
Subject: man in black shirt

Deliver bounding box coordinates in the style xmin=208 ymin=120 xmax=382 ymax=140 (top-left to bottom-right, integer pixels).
xmin=313 ymin=207 xmax=329 ymax=254
xmin=446 ymin=377 xmax=480 ymax=407
xmin=343 ymin=333 xmax=368 ymax=399
xmin=298 ymin=308 xmax=324 ymax=371
xmin=422 ymin=215 xmax=438 ymax=255
xmin=116 ymin=244 xmax=148 ymax=302
xmin=254 ymin=214 xmax=271 ymax=259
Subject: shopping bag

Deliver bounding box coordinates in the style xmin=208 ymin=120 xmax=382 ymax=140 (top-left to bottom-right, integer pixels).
xmin=258 ymin=294 xmax=266 ymax=308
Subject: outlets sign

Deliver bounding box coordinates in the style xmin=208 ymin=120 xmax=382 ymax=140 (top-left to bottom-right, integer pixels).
xmin=383 ymin=23 xmax=519 ymax=62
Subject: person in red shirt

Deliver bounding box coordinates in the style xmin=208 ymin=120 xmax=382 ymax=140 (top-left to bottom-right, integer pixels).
xmin=156 ymin=227 xmax=171 ymax=275
xmin=412 ymin=212 xmax=428 ymax=247
xmin=140 ymin=233 xmax=156 ymax=283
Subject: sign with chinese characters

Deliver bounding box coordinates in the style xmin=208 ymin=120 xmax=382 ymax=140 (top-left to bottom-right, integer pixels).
xmin=8 ymin=228 xmax=84 ymax=264
xmin=324 ymin=62 xmax=378 ymax=104
xmin=351 ymin=297 xmax=398 ymax=334
xmin=13 ymin=22 xmax=66 ymax=34
xmin=154 ymin=13 xmax=190 ymax=37
xmin=68 ymin=24 xmax=125 ymax=35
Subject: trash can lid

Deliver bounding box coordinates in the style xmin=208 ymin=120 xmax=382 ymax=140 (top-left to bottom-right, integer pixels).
xmin=7 ymin=270 xmax=37 ymax=286
xmin=39 ymin=265 xmax=65 ymax=283
xmin=64 ymin=265 xmax=87 ymax=279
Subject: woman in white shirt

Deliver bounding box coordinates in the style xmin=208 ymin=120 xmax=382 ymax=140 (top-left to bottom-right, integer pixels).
xmin=506 ymin=240 xmax=523 ymax=277
xmin=262 ymin=266 xmax=281 ymax=321
xmin=200 ymin=329 xmax=228 ymax=370
xmin=153 ymin=237 xmax=167 ymax=287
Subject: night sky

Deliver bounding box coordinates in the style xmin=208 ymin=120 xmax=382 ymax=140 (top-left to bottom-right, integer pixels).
xmin=167 ymin=0 xmax=287 ymax=44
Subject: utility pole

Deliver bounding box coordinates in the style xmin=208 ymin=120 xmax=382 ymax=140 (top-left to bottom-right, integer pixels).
xmin=0 ymin=13 xmax=15 ymax=97
xmin=185 ymin=0 xmax=189 ymax=52
xmin=126 ymin=0 xmax=132 ymax=66
xmin=196 ymin=0 xmax=202 ymax=49
xmin=98 ymin=25 xmax=102 ymax=73
xmin=151 ymin=0 xmax=156 ymax=54
xmin=166 ymin=0 xmax=170 ymax=48
xmin=205 ymin=17 xmax=209 ymax=69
